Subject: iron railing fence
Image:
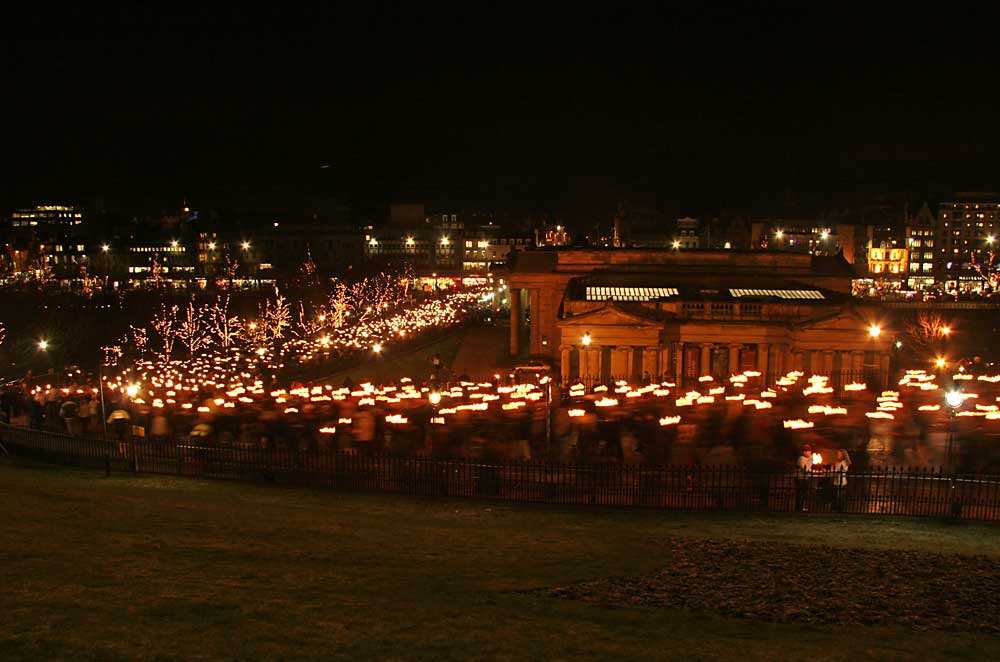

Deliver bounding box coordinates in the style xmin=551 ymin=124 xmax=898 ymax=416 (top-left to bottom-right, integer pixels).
xmin=3 ymin=423 xmax=998 ymax=520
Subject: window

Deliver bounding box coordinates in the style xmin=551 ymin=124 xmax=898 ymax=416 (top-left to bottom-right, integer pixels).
xmin=710 ymin=302 xmax=733 ymax=318
xmin=465 ymin=241 xmax=472 ymax=248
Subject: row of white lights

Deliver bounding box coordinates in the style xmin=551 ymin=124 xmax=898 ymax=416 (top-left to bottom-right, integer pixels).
xmin=98 ymin=241 xmax=253 ymax=252
xmin=369 ymin=236 xmax=451 ymax=247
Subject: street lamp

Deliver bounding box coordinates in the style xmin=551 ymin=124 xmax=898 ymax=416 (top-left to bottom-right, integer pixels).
xmin=125 ymin=384 xmax=139 ymax=399
xmin=429 ymin=392 xmax=442 ymax=405
xmin=868 ymin=324 xmax=881 ymax=338
xmin=945 ymin=390 xmax=964 ymax=472
xmin=37 ymin=339 xmax=49 ymax=351
xmin=373 ymin=343 xmax=382 ymax=354
xmin=101 ymin=244 xmax=110 ymax=253
xmin=582 ymin=332 xmax=592 ymax=347
xmin=940 ymin=326 xmax=951 ymax=336
xmin=672 ymin=240 xmax=681 ymax=249
xmin=935 ymin=357 xmax=947 ymax=369
xmin=241 ymin=241 xmax=251 ymax=250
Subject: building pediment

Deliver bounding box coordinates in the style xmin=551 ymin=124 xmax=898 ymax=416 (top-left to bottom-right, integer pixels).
xmin=558 ymin=304 xmax=662 ymax=328
xmin=794 ymin=305 xmax=875 ymax=332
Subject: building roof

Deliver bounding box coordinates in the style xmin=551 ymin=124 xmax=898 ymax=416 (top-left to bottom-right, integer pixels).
xmin=568 ymin=272 xmax=848 ymax=303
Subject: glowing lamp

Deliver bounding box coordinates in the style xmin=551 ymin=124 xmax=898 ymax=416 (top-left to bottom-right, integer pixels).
xmin=868 ymin=324 xmax=881 ymax=338
xmin=945 ymin=391 xmax=964 ymax=409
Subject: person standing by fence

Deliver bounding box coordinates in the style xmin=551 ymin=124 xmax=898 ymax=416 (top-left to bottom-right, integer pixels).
xmin=831 ymin=449 xmax=851 ymax=512
xmin=795 ymin=444 xmax=814 ymax=512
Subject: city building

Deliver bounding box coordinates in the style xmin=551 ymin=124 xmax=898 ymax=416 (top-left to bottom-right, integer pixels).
xmin=905 ymin=202 xmax=936 ymax=290
xmin=4 ymin=204 xmax=89 ymax=279
xmin=935 ymin=192 xmax=1000 ymax=293
xmin=750 ymin=220 xmax=864 ymax=264
xmin=508 ymin=248 xmax=891 ymax=387
xmin=866 ymin=246 xmax=908 ymax=280
xmin=674 ymin=217 xmax=700 ymax=249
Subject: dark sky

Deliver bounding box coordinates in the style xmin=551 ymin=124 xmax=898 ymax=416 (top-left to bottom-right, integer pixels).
xmin=6 ymin=6 xmax=1000 ymax=217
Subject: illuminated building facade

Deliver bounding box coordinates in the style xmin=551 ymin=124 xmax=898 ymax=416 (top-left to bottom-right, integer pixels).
xmin=866 ymin=246 xmax=908 ymax=280
xmin=936 ymin=193 xmax=1000 ymax=292
xmin=509 ymin=249 xmax=891 ymax=387
xmin=4 ymin=205 xmax=88 ymax=278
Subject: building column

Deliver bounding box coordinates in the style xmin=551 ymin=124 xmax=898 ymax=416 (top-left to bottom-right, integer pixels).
xmin=643 ymin=346 xmax=660 ymax=381
xmin=851 ymin=350 xmax=865 ymax=375
xmin=700 ymin=344 xmax=712 ymax=378
xmin=879 ymin=354 xmax=890 ymax=390
xmin=509 ymin=287 xmax=522 ymax=356
xmin=590 ymin=347 xmax=603 ymax=383
xmin=758 ymin=343 xmax=771 ymax=377
xmin=528 ymin=288 xmax=540 ymax=354
xmin=839 ymin=351 xmax=853 ymax=386
xmin=560 ymin=345 xmax=572 ymax=383
xmin=610 ymin=346 xmax=629 ymax=380
xmin=823 ymin=350 xmax=835 ymax=376
xmin=674 ymin=341 xmax=685 ymax=385
xmin=658 ymin=344 xmax=671 ymax=383
xmin=728 ymin=344 xmax=740 ymax=376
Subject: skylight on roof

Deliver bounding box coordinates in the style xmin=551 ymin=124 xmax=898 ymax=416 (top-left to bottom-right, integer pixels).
xmin=585 ymin=286 xmax=679 ymax=302
xmin=729 ymin=288 xmax=824 ymax=300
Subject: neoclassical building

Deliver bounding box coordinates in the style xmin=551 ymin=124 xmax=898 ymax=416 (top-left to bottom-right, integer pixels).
xmin=508 ymin=249 xmax=892 ymax=386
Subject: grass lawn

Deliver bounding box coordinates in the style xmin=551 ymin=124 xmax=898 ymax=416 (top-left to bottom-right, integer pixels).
xmin=2 ymin=458 xmax=1000 ymax=661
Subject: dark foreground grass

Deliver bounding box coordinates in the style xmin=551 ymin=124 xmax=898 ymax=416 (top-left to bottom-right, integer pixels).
xmin=2 ymin=459 xmax=1000 ymax=661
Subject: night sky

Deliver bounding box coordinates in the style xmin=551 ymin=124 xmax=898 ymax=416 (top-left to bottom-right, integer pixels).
xmin=7 ymin=6 xmax=1000 ymax=218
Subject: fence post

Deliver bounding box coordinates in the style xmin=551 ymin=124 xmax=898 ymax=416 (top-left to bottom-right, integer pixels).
xmin=104 ymin=438 xmax=111 ymax=478
xmin=175 ymin=441 xmax=182 ymax=476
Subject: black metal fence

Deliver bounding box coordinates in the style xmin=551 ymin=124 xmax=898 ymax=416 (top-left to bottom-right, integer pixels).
xmin=3 ymin=423 xmax=999 ymax=520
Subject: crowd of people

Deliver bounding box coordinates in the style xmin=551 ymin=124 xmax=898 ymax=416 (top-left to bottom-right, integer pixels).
xmin=5 ymin=363 xmax=1000 ymax=473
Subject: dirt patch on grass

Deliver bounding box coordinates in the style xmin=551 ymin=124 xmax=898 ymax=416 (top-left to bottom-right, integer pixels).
xmin=537 ymin=538 xmax=1000 ymax=633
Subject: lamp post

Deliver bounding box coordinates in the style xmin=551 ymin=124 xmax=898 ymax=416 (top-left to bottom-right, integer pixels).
xmin=867 ymin=324 xmax=881 ymax=386
xmin=944 ymin=390 xmax=963 ymax=473
xmin=539 ymin=374 xmax=553 ymax=458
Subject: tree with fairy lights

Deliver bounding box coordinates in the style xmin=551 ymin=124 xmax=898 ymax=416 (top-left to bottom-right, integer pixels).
xmin=259 ymin=287 xmax=292 ymax=344
xmin=295 ymin=302 xmax=325 ymax=338
xmin=297 ymin=246 xmax=320 ymax=288
xmin=328 ymin=282 xmax=352 ymax=328
xmin=177 ymin=301 xmax=211 ymax=358
xmin=207 ymin=295 xmax=245 ymax=350
xmin=970 ymin=246 xmax=1000 ymax=294
xmin=151 ymin=304 xmax=179 ymax=362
